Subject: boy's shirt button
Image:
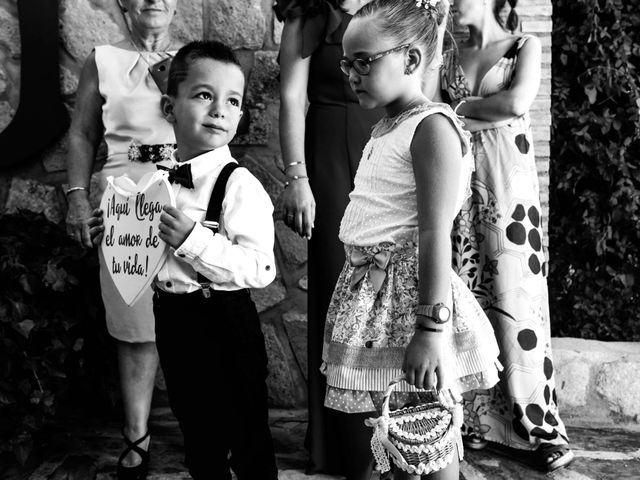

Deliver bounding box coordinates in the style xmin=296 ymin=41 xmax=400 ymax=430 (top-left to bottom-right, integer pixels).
xmin=265 ymin=265 xmax=271 ymax=271
xmin=166 ymin=281 xmax=172 ymax=288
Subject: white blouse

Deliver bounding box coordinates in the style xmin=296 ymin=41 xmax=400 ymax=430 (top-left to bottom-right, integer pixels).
xmin=339 ymin=103 xmax=472 ymax=246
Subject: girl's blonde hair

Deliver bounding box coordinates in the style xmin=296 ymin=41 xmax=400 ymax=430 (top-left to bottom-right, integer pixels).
xmin=354 ymin=0 xmax=449 ymax=67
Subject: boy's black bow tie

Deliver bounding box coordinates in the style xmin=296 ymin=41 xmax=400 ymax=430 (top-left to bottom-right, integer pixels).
xmin=157 ymin=163 xmax=194 ymax=189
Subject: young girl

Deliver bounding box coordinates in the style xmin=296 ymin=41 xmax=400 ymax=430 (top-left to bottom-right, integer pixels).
xmin=321 ymin=0 xmax=501 ymax=478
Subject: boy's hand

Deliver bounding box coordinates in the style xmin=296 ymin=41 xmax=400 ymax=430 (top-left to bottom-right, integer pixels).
xmin=86 ymin=208 xmax=105 ymax=247
xmin=158 ymin=205 xmax=195 ymax=249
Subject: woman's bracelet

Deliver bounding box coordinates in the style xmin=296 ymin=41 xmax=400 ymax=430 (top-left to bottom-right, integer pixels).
xmin=284 ymin=161 xmax=306 ymax=171
xmin=453 ymin=99 xmax=467 ymax=118
xmin=284 ymin=175 xmax=309 ymax=188
xmin=65 ymin=186 xmax=88 ymax=197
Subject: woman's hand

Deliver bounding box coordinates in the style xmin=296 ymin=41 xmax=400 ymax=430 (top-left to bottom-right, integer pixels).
xmin=402 ymin=331 xmax=449 ymax=391
xmin=281 ymin=179 xmax=315 ymax=239
xmin=66 ymin=194 xmax=94 ymax=248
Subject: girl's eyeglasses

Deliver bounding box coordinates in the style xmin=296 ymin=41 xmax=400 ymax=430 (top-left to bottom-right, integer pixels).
xmin=339 ymin=44 xmax=411 ymax=76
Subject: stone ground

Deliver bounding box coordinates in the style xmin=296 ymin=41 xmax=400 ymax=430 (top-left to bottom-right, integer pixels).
xmin=2 ymin=406 xmax=639 ymax=480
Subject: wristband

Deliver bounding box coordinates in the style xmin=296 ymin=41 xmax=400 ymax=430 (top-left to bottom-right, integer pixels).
xmin=415 ymin=323 xmax=443 ymax=333
xmin=65 ymin=186 xmax=88 ymax=197
xmin=453 ymin=99 xmax=467 ymax=118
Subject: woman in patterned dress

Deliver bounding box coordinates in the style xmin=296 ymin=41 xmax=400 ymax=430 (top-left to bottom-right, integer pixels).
xmin=440 ymin=0 xmax=574 ymax=472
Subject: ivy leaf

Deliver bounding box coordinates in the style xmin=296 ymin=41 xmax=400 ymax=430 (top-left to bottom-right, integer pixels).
xmin=584 ymin=84 xmax=598 ymax=104
xmin=14 ymin=319 xmax=35 ymax=338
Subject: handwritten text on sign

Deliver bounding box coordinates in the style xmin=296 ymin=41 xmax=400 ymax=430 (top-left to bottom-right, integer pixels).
xmin=99 ymin=172 xmax=175 ymax=305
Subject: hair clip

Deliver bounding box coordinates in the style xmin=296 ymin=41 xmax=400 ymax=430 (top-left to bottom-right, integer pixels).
xmin=415 ymin=0 xmax=441 ymax=10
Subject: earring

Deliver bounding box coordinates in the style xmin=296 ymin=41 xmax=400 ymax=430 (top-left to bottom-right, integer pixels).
xmin=404 ymin=66 xmax=412 ymax=75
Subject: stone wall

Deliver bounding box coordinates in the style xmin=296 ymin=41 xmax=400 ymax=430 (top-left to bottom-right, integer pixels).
xmin=0 ymin=0 xmax=552 ymax=408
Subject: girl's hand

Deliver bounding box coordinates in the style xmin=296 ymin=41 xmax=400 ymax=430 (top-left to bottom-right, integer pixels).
xmin=66 ymin=195 xmax=93 ymax=248
xmin=86 ymin=208 xmax=105 ymax=247
xmin=281 ymin=179 xmax=315 ymax=239
xmin=158 ymin=205 xmax=195 ymax=249
xmin=402 ymin=331 xmax=449 ymax=391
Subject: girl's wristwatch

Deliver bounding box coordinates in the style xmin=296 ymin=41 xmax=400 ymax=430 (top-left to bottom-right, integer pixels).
xmin=415 ymin=303 xmax=451 ymax=323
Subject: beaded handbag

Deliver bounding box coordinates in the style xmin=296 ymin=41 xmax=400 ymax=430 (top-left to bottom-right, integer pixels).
xmin=366 ymin=378 xmax=457 ymax=475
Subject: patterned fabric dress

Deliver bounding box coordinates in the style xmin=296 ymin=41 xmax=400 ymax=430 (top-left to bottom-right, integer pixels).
xmin=322 ymin=103 xmax=501 ymax=413
xmin=441 ymin=35 xmax=569 ymax=449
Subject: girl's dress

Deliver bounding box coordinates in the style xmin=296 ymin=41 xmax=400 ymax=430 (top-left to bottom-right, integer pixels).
xmin=322 ymin=103 xmax=501 ymax=413
xmin=94 ymin=45 xmax=176 ymax=342
xmin=440 ymin=35 xmax=569 ymax=449
xmin=274 ymin=0 xmax=384 ymax=472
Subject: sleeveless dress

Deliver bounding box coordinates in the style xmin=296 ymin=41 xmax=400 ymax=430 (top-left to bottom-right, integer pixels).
xmin=441 ymin=36 xmax=569 ymax=449
xmin=274 ymin=0 xmax=384 ymax=473
xmin=94 ymin=45 xmax=176 ymax=343
xmin=322 ymin=103 xmax=501 ymax=412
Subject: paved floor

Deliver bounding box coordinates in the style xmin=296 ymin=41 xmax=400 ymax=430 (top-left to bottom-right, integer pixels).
xmin=3 ymin=406 xmax=639 ymax=479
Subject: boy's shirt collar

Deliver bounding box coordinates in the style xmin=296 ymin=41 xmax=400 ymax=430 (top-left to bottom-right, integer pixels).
xmin=157 ymin=146 xmax=233 ymax=181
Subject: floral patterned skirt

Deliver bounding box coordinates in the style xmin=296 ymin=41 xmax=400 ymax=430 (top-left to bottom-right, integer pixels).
xmin=322 ymin=242 xmax=501 ymax=413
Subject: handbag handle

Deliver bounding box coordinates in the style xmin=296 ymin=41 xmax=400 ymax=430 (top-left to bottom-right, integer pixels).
xmin=381 ymin=376 xmax=439 ymax=419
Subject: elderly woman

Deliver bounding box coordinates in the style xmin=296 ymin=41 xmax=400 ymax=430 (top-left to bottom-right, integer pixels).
xmin=65 ymin=1 xmax=181 ymax=478
xmin=441 ymin=0 xmax=573 ymax=473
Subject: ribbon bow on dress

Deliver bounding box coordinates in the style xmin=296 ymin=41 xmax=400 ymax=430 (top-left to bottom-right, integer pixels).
xmin=157 ymin=163 xmax=194 ymax=189
xmin=349 ymin=248 xmax=392 ymax=295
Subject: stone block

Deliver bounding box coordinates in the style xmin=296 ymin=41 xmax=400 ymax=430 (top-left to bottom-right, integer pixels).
xmin=275 ymin=220 xmax=307 ymax=267
xmin=273 ymin=14 xmax=284 ymax=45
xmin=298 ymin=274 xmax=308 ymax=291
xmin=205 ymin=0 xmax=266 ymax=49
xmin=262 ymin=322 xmax=305 ymax=407
xmin=283 ymin=311 xmax=308 ymax=380
xmin=4 ymin=177 xmax=63 ymax=224
xmin=41 ymin=133 xmax=69 ymax=173
xmin=251 ymin=276 xmax=286 ymax=313
xmin=0 ymin=100 xmax=14 ymax=131
xmin=595 ymin=361 xmax=640 ymax=421
xmin=171 ymin=0 xmax=204 ymax=43
xmin=0 ymin=3 xmax=19 ymax=57
xmin=233 ymin=102 xmax=276 ymax=146
xmin=554 ymin=358 xmax=590 ymax=408
xmin=60 ymin=65 xmax=79 ymax=97
xmin=235 ymin=152 xmax=283 ymax=204
xmin=60 ymin=0 xmax=123 ymax=62
xmin=247 ymin=51 xmax=280 ymax=104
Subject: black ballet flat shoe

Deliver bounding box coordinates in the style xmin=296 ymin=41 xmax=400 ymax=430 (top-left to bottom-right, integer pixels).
xmin=117 ymin=430 xmax=150 ymax=480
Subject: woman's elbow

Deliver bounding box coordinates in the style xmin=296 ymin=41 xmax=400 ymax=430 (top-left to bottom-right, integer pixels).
xmin=507 ymin=95 xmax=532 ymax=117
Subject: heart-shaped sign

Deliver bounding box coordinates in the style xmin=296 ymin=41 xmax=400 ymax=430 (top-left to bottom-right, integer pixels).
xmin=99 ymin=171 xmax=175 ymax=305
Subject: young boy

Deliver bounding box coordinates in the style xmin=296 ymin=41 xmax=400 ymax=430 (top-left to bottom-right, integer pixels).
xmin=89 ymin=40 xmax=278 ymax=480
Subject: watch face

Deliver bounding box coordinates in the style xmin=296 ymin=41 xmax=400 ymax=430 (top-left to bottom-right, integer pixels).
xmin=437 ymin=306 xmax=451 ymax=322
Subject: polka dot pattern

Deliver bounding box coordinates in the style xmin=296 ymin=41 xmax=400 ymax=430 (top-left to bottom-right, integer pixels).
xmin=517 ymin=329 xmax=538 ymax=350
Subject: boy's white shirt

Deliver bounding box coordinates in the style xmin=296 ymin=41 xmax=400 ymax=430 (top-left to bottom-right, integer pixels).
xmin=154 ymin=146 xmax=276 ymax=293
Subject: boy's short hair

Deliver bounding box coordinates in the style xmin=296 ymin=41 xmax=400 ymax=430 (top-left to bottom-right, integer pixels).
xmin=167 ymin=40 xmax=244 ymax=97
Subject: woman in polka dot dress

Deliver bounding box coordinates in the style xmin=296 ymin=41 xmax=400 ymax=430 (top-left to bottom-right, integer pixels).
xmin=440 ymin=0 xmax=574 ymax=472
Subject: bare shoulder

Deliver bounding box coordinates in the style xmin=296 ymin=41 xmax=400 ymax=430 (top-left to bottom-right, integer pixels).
xmin=411 ymin=112 xmax=462 ymax=158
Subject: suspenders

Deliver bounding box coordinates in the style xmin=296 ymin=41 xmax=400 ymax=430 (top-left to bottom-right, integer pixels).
xmin=198 ymin=162 xmax=240 ymax=297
